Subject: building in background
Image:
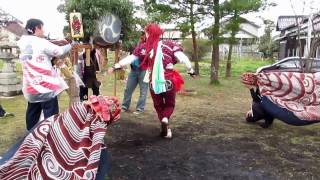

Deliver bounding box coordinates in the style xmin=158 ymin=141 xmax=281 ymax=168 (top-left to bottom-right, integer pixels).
xmin=219 ymin=18 xmax=261 ymax=59
xmin=276 ymin=14 xmax=320 ymax=59
xmin=160 ymin=18 xmax=261 ymax=59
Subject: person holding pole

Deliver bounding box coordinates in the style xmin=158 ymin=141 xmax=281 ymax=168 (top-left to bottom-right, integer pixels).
xmin=18 ymin=18 xmax=73 ymax=130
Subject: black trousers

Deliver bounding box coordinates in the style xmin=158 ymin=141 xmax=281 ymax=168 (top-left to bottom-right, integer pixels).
xmin=0 ymin=104 xmax=6 ymax=117
xmin=80 ymin=86 xmax=100 ymax=101
xmin=261 ymin=96 xmax=320 ymax=126
xmin=26 ymin=97 xmax=59 ymax=130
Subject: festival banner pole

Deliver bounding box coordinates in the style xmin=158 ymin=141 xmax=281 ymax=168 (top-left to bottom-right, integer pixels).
xmin=69 ymin=10 xmax=84 ymax=65
xmin=114 ymin=42 xmax=120 ymax=96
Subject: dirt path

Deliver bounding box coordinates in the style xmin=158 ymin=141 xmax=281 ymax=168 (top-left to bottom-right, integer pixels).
xmin=104 ymin=78 xmax=320 ymax=180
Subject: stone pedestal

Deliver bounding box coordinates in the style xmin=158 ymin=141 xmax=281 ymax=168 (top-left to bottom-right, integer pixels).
xmin=0 ymin=48 xmax=22 ymax=97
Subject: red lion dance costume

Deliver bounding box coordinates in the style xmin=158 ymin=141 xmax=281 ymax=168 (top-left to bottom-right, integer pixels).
xmin=0 ymin=95 xmax=121 ymax=179
xmin=241 ymin=72 xmax=320 ymax=128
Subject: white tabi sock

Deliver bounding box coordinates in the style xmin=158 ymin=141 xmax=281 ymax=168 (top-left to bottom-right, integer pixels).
xmin=161 ymin=117 xmax=168 ymax=124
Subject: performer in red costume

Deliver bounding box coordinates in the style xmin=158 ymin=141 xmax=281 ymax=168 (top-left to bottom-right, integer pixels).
xmin=109 ymin=23 xmax=195 ymax=138
xmin=241 ymin=72 xmax=320 ymax=128
xmin=0 ymin=95 xmax=121 ymax=179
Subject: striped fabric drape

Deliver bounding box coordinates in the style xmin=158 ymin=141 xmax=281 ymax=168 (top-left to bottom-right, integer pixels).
xmin=242 ymin=72 xmax=320 ymax=121
xmin=0 ymin=96 xmax=120 ymax=180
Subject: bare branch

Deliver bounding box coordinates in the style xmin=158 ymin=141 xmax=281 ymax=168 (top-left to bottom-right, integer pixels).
xmin=290 ymin=0 xmax=305 ymax=72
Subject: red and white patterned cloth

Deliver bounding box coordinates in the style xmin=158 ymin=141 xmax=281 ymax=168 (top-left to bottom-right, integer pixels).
xmin=0 ymin=96 xmax=120 ymax=180
xmin=242 ymin=72 xmax=320 ymax=121
xmin=132 ymin=40 xmax=183 ymax=70
xmin=18 ymin=35 xmax=72 ymax=102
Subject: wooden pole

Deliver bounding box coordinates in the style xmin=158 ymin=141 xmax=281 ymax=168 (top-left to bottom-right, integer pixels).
xmin=114 ymin=42 xmax=120 ymax=96
xmin=70 ymin=47 xmax=76 ymax=65
xmin=85 ymin=48 xmax=91 ymax=66
xmin=104 ymin=48 xmax=108 ymax=72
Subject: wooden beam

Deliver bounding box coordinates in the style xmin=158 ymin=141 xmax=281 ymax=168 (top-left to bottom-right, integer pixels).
xmin=113 ymin=42 xmax=120 ymax=96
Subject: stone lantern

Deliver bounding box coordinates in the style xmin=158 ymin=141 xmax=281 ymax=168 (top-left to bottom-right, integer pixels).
xmin=0 ymin=40 xmax=22 ymax=96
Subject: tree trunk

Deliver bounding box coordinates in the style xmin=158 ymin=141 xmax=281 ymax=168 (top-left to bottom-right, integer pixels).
xmin=226 ymin=16 xmax=237 ymax=78
xmin=210 ymin=0 xmax=220 ymax=84
xmin=210 ymin=45 xmax=219 ymax=83
xmin=192 ymin=30 xmax=199 ymax=75
xmin=190 ymin=2 xmax=199 ymax=75
xmin=226 ymin=44 xmax=233 ymax=77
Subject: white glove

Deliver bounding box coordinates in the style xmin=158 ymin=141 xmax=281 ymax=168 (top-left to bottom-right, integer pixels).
xmin=113 ymin=63 xmax=122 ymax=70
xmin=188 ymin=68 xmax=196 ymax=76
xmin=70 ymin=40 xmax=79 ymax=46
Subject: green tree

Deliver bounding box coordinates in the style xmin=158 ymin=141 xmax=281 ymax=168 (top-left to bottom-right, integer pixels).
xmin=223 ymin=0 xmax=271 ymax=77
xmin=258 ymin=19 xmax=277 ymax=59
xmin=193 ymin=0 xmax=223 ymax=84
xmin=58 ymin=0 xmax=141 ymax=51
xmin=210 ymin=0 xmax=221 ymax=84
xmin=181 ymin=39 xmax=211 ymax=61
xmin=144 ymin=0 xmax=205 ymax=75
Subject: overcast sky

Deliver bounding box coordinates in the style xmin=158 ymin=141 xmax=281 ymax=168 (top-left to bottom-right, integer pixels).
xmin=0 ymin=0 xmax=66 ymax=38
xmin=0 ymin=0 xmax=319 ymax=38
xmin=244 ymin=0 xmax=320 ymax=25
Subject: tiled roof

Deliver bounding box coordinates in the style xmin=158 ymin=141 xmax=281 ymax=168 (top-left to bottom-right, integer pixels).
xmin=276 ymin=15 xmax=307 ymax=31
xmin=283 ymin=14 xmax=320 ymax=35
xmin=4 ymin=21 xmax=26 ymax=37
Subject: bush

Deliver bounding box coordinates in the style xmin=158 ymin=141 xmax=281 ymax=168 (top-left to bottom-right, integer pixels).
xmin=181 ymin=39 xmax=211 ymax=61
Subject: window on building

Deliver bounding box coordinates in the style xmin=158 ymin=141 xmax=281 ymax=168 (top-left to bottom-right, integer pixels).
xmin=316 ymin=47 xmax=320 ymax=58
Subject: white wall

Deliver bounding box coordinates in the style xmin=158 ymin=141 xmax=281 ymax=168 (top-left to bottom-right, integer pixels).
xmin=240 ymin=23 xmax=259 ymax=37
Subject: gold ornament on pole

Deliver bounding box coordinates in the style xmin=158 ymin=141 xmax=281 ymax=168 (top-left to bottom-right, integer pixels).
xmin=69 ymin=11 xmax=84 ymax=39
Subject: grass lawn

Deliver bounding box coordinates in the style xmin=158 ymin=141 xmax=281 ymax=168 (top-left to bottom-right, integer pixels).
xmin=1 ymin=57 xmax=320 ymax=179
